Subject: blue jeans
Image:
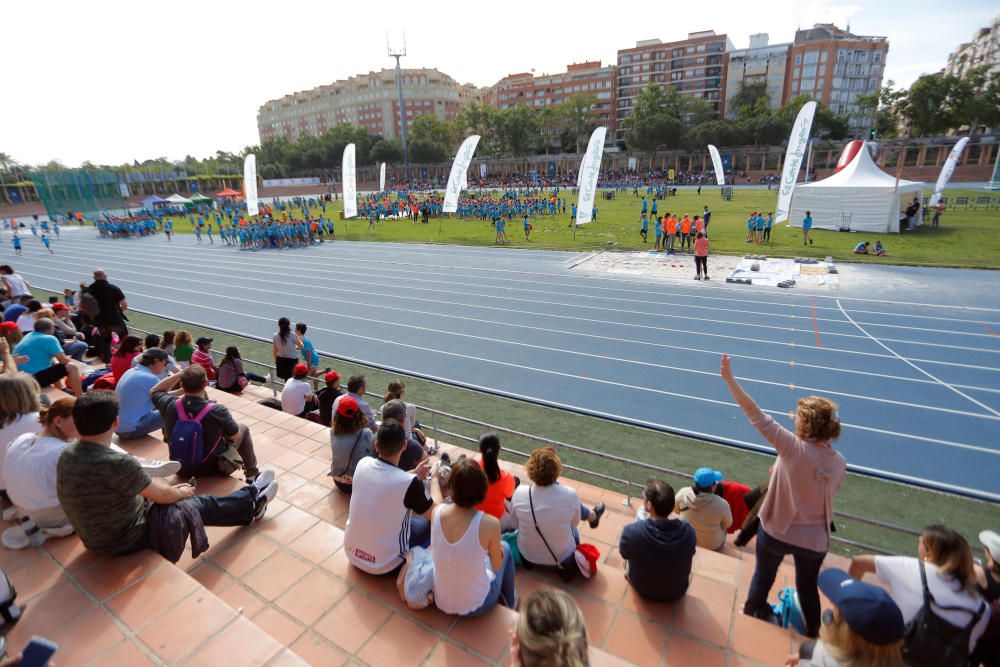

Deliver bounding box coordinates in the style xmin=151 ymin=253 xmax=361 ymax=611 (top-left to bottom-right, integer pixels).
xmin=117 ymin=410 xmax=164 ymax=440
xmin=63 ymin=340 xmax=87 ymax=361
xmin=743 ymin=528 xmax=825 ymax=637
xmin=409 ymin=515 xmax=430 ymax=549
xmin=465 ymin=542 xmax=518 ymax=616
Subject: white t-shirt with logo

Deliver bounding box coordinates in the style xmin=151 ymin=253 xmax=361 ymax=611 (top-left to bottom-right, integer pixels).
xmin=280 ymin=378 xmax=312 ymax=415
xmin=4 ymin=433 xmax=65 ymax=511
xmin=875 ymin=555 xmax=991 ymax=653
xmin=344 ymin=457 xmax=432 ymax=575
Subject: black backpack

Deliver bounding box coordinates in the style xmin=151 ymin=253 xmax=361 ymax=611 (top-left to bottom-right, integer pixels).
xmin=901 ymin=560 xmax=987 ymax=667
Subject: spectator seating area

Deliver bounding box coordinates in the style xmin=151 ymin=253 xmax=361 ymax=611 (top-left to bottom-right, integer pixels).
xmin=0 ymin=351 xmax=848 ymax=667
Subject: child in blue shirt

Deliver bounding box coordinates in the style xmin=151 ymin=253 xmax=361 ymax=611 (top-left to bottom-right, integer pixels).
xmin=296 ymin=322 xmax=321 ymax=389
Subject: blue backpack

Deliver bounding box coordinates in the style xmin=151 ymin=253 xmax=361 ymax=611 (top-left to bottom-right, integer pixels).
xmin=169 ymin=401 xmax=221 ymax=468
xmin=771 ymin=586 xmax=807 ymax=635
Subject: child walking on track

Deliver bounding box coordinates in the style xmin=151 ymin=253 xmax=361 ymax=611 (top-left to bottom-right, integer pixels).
xmin=694 ymin=232 xmax=710 ymax=281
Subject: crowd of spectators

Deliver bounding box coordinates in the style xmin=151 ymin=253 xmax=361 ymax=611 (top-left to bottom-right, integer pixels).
xmin=0 ymin=262 xmax=995 ymax=667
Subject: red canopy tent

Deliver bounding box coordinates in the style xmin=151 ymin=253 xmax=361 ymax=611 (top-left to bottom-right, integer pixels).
xmin=214 ymin=187 xmax=242 ymax=198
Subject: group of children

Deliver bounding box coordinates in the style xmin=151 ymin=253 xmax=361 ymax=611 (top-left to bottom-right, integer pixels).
xmin=4 ymin=219 xmax=60 ymax=255
xmin=639 ymin=205 xmax=711 ymax=255
xmin=745 ymin=211 xmax=775 ymax=244
xmin=853 ymin=240 xmax=887 ymax=256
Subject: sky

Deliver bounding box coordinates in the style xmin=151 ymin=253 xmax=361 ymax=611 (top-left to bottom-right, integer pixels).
xmin=1 ymin=0 xmax=996 ymax=167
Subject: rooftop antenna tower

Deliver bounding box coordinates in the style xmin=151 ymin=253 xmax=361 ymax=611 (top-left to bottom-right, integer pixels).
xmin=388 ymin=32 xmax=410 ymax=175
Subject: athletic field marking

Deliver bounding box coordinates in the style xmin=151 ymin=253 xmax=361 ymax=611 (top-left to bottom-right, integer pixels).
xmin=21 ymin=260 xmax=1000 ymax=428
xmin=811 ymin=299 xmax=822 ymax=348
xmin=24 ymin=256 xmax=1000 ymax=377
xmin=56 ymin=235 xmax=1000 ymax=328
xmin=42 ymin=247 xmax=1000 ymax=355
xmin=981 ymin=322 xmax=999 ymax=336
xmin=58 ymin=234 xmax=1000 ymax=317
xmin=838 ymin=300 xmax=1000 ymax=418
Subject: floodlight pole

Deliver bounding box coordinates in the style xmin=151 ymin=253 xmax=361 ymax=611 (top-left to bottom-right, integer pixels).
xmin=389 ymin=37 xmax=410 ymax=182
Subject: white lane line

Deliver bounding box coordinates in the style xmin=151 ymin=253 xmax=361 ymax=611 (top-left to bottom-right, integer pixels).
xmin=37 ymin=247 xmax=1000 ymax=355
xmin=56 ymin=233 xmax=1000 ymax=316
xmin=75 ymin=241 xmax=1000 ymax=339
xmin=21 ymin=258 xmax=1000 ymax=377
xmin=837 ymin=300 xmax=1000 ymax=418
xmin=23 ymin=266 xmax=1000 ymax=458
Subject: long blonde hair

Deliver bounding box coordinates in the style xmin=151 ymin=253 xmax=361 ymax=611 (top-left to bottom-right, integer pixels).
xmin=0 ymin=375 xmax=41 ymax=428
xmin=515 ymin=589 xmax=589 ymax=667
xmin=819 ymin=609 xmax=903 ymax=667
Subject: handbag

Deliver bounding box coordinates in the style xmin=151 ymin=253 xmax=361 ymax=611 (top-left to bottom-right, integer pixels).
xmin=901 ymin=560 xmax=986 ymax=667
xmin=528 ymin=488 xmax=579 ymax=582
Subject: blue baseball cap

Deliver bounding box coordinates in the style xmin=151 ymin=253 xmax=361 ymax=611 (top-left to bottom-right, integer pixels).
xmin=818 ymin=568 xmax=904 ymax=646
xmin=693 ymin=467 xmax=723 ymax=489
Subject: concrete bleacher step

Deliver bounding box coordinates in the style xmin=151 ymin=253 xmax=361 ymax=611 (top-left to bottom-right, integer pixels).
xmin=13 ymin=376 xmax=810 ymax=666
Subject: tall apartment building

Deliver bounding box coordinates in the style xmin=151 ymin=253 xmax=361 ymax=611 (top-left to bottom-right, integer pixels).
xmin=786 ymin=24 xmax=888 ymax=136
xmin=724 ymin=34 xmax=790 ymax=119
xmin=484 ymin=62 xmax=617 ymax=141
xmin=615 ymin=31 xmax=734 ymax=146
xmin=257 ymin=68 xmax=478 ymax=143
xmin=945 ymin=14 xmax=1000 ymax=78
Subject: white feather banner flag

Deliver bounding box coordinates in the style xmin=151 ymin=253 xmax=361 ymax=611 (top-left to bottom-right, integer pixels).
xmin=244 ymin=154 xmax=258 ymax=217
xmin=379 ymin=162 xmax=386 ymax=192
xmin=342 ymin=143 xmax=357 ymax=219
xmin=775 ymin=101 xmax=817 ymax=224
xmin=707 ymin=144 xmax=725 ymax=186
xmin=443 ymin=136 xmax=480 ymax=213
xmin=929 ymin=137 xmax=969 ymax=207
xmin=575 ymin=127 xmax=607 ymax=225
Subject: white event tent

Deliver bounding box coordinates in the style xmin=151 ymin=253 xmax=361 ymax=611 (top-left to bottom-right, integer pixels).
xmin=165 ymin=193 xmax=193 ymax=205
xmin=789 ymin=144 xmax=924 ymax=234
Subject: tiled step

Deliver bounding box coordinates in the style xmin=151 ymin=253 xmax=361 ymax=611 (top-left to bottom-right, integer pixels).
xmin=21 ymin=370 xmax=814 ymax=666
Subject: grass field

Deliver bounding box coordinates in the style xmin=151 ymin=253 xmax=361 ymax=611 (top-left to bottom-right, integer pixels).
xmin=34 ymin=285 xmax=997 ymax=557
xmin=159 ymin=187 xmax=1000 ymax=269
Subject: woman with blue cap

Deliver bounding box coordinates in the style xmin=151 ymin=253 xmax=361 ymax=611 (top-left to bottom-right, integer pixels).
xmin=787 ymin=568 xmax=905 ymax=666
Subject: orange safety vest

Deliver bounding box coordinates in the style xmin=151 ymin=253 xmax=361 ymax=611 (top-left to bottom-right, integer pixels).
xmin=680 ymin=217 xmax=691 ymax=234
xmin=666 ymin=217 xmax=677 ymax=235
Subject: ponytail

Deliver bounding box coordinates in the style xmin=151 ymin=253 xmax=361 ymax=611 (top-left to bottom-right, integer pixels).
xmin=384 ymin=379 xmax=405 ymax=404
xmin=277 ymin=317 xmax=291 ymax=344
xmin=478 ymin=433 xmax=502 ymax=484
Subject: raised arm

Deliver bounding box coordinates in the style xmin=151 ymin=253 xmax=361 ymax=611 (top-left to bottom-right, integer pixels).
xmin=720 ymin=354 xmax=757 ymax=413
xmin=721 ymin=354 xmax=799 ymax=456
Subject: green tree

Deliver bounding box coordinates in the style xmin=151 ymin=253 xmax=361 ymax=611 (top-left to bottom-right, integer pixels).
xmin=856 ymin=81 xmax=905 ymax=139
xmin=409 ymin=139 xmax=447 ymax=163
xmin=730 ymin=82 xmax=772 ymax=120
xmin=902 ymin=73 xmax=965 ymax=136
xmin=456 ymin=103 xmax=501 ymax=156
xmin=370 ymin=139 xmax=403 ymax=164
xmin=558 ymin=93 xmax=600 ymax=153
xmin=495 ymin=105 xmax=539 ymax=156
xmin=624 ymin=84 xmax=684 ymax=154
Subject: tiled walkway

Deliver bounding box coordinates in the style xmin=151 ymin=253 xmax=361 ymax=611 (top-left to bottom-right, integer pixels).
xmin=0 ymin=382 xmax=842 ymax=666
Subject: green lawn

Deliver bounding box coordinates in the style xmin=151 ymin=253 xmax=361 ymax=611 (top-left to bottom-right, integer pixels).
xmin=34 ymin=287 xmax=998 ymax=557
xmin=159 ymin=187 xmax=1000 ymax=268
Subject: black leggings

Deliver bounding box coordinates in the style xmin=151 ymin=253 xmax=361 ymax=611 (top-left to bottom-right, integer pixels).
xmin=695 ymin=255 xmax=708 ymax=277
xmin=275 ymin=356 xmax=297 ymax=380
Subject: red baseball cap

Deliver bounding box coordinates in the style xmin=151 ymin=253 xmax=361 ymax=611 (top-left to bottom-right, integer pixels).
xmin=324 ymin=369 xmax=340 ymax=383
xmin=336 ymin=396 xmax=359 ymax=419
xmin=0 ymin=321 xmax=19 ymax=334
xmin=51 ymin=303 xmax=69 ymax=311
xmin=293 ymin=363 xmax=308 ymax=377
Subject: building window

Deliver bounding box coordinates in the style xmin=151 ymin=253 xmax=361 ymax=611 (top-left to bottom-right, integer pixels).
xmin=795 ymin=54 xmax=802 ymax=65
xmin=805 ymin=50 xmax=819 ymax=64
xmin=821 ymin=51 xmax=828 ymax=63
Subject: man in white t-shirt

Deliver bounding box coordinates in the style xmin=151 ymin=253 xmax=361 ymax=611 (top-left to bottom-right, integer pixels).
xmin=280 ymin=364 xmax=317 ymax=417
xmin=343 ymin=419 xmax=442 ymax=575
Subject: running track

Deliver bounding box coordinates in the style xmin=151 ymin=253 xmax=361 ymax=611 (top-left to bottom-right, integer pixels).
xmin=14 ymin=228 xmax=1000 ymax=500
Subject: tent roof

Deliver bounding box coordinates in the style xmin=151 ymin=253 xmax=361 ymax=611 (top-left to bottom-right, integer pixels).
xmin=165 ymin=193 xmax=192 ymax=204
xmin=214 ymin=187 xmax=242 ymax=197
xmin=189 ymin=193 xmax=212 ymax=202
xmin=140 ymin=194 xmax=168 ymax=204
xmin=797 ymin=142 xmax=924 ymax=191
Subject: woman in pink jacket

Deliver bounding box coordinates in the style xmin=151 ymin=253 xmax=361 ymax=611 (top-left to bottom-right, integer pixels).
xmin=721 ymin=354 xmax=846 ymax=637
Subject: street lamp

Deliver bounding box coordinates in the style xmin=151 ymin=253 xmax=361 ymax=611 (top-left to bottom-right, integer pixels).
xmin=388 ymin=33 xmax=410 ymax=180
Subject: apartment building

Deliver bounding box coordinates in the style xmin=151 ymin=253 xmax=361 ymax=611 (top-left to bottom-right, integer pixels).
xmin=724 ymin=33 xmax=790 ymax=119
xmin=257 ymin=68 xmax=476 ymax=143
xmin=615 ymin=31 xmax=734 ymax=145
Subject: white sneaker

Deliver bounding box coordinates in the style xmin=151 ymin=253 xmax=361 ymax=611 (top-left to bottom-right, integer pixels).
xmin=249 ymin=469 xmax=275 ymax=491
xmin=136 ymin=457 xmax=182 ymax=478
xmin=253 ymin=480 xmax=279 ymax=521
xmin=263 ymin=373 xmax=272 ymax=386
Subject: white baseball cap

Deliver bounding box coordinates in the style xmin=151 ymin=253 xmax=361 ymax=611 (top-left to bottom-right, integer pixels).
xmin=979 ymin=530 xmax=1000 ymax=562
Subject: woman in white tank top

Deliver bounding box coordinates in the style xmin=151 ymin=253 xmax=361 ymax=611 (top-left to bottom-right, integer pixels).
xmin=431 ymin=459 xmax=517 ymax=616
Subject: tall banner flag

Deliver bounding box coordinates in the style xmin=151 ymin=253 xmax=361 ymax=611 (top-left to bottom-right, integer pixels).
xmin=342 ymin=143 xmax=357 ymax=218
xmin=707 ymin=144 xmax=725 ymax=186
xmin=443 ymin=135 xmax=480 ymax=213
xmin=244 ymin=154 xmax=259 ymax=217
xmin=929 ymin=137 xmax=969 ymax=206
xmin=379 ymin=162 xmax=386 ymax=192
xmin=775 ymin=100 xmax=817 ymax=224
xmin=479 ymin=163 xmax=487 ymax=178
xmin=991 ymin=150 xmax=1000 ymax=191
xmin=575 ymin=126 xmax=607 ymax=226
xmin=576 ymin=155 xmax=586 ymax=187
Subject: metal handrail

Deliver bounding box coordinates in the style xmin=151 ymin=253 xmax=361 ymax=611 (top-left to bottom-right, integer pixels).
xmin=125 ymin=323 xmax=926 ymax=555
